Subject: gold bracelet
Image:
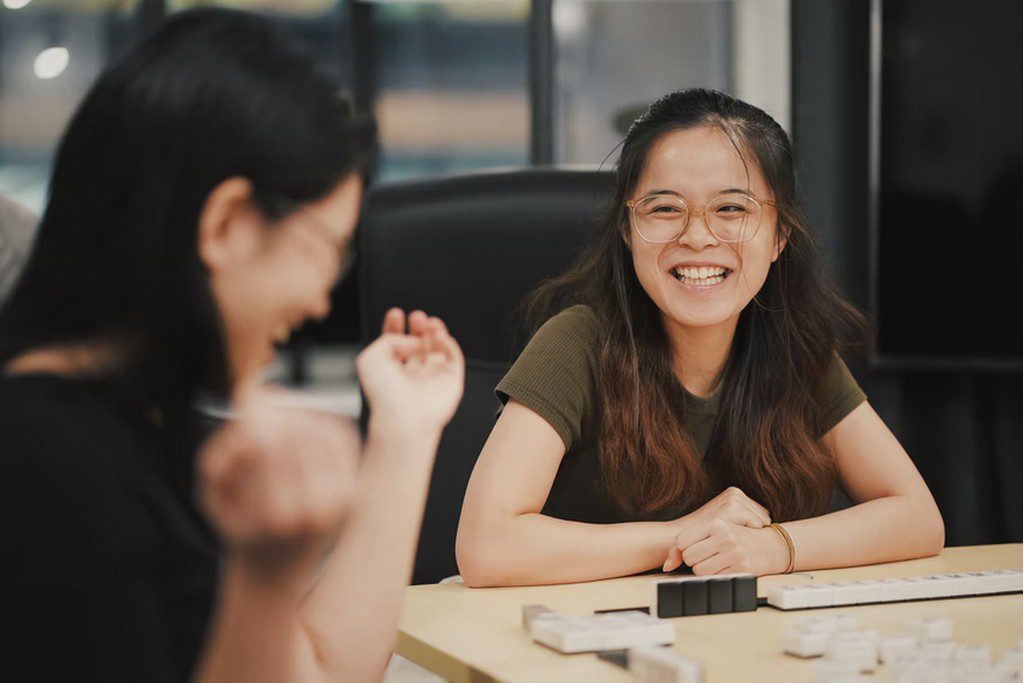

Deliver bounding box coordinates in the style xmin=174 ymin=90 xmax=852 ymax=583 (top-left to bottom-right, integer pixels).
xmin=769 ymin=523 xmax=796 ymax=574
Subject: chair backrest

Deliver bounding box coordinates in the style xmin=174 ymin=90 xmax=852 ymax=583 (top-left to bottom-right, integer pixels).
xmin=358 ymin=167 xmax=614 ymax=583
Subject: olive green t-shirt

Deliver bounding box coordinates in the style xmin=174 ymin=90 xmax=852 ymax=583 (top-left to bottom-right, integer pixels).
xmin=495 ymin=305 xmax=866 ymax=524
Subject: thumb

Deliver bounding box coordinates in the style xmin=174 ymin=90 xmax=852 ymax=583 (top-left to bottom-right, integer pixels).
xmin=663 ymin=546 xmax=684 ymax=573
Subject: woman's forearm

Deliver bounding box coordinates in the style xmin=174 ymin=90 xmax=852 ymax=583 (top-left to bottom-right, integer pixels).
xmin=298 ymin=417 xmax=441 ymax=682
xmin=783 ymin=494 xmax=945 ymax=572
xmin=194 ymin=562 xmax=322 ymax=683
xmin=457 ymin=512 xmax=679 ymax=587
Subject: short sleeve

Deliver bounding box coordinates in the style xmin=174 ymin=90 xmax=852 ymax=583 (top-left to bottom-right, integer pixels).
xmin=816 ymin=353 xmax=868 ymax=437
xmin=495 ymin=305 xmax=600 ymax=450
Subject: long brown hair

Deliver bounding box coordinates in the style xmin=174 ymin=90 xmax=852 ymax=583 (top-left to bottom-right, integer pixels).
xmin=524 ymin=89 xmax=867 ymax=521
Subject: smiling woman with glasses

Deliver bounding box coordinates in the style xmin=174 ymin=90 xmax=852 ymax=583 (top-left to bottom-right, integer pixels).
xmin=456 ymin=88 xmax=944 ymax=588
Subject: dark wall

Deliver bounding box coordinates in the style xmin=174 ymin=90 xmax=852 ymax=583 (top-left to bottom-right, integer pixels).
xmin=791 ymin=0 xmax=1021 ymax=546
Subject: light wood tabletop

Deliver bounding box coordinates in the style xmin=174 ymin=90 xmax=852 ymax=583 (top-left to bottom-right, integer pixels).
xmin=396 ymin=544 xmax=1023 ymax=682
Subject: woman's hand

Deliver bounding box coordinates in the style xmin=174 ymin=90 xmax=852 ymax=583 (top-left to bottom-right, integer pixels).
xmin=662 ymin=518 xmax=790 ymax=576
xmin=679 ymin=486 xmax=772 ymax=530
xmin=198 ymin=389 xmax=361 ymax=585
xmin=662 ymin=486 xmax=778 ymax=574
xmin=357 ymin=308 xmax=465 ymax=438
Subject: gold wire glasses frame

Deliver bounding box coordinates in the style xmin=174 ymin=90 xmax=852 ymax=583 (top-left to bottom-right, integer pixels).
xmin=295 ymin=207 xmax=357 ymax=280
xmin=627 ymin=192 xmax=778 ymax=244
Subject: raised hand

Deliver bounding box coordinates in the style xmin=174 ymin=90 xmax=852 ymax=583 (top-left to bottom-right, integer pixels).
xmin=198 ymin=388 xmax=361 ymax=584
xmin=357 ymin=308 xmax=465 ymax=437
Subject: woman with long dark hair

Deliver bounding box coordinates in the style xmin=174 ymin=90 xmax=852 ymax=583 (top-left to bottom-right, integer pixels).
xmin=456 ymin=89 xmax=943 ymax=586
xmin=1 ymin=9 xmax=463 ymax=681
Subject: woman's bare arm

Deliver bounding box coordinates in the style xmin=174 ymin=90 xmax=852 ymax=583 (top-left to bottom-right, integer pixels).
xmin=781 ymin=401 xmax=945 ymax=570
xmin=456 ymin=400 xmax=769 ymax=587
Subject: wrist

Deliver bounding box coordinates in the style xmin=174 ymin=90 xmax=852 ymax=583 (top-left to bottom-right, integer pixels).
xmin=759 ymin=525 xmax=793 ymax=576
xmin=222 ymin=552 xmax=313 ymax=600
xmin=665 ymin=513 xmax=692 ymax=538
xmin=366 ymin=414 xmax=443 ymax=445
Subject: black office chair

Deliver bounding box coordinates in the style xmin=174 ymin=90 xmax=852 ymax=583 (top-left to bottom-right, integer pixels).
xmin=358 ymin=167 xmax=614 ymax=584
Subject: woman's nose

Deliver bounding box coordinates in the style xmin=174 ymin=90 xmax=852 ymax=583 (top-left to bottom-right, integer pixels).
xmin=677 ymin=211 xmax=719 ymax=249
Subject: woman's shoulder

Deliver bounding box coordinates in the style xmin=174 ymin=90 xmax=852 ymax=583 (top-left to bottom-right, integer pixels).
xmin=0 ymin=374 xmax=145 ymax=484
xmin=813 ymin=352 xmax=867 ymax=436
xmin=514 ymin=304 xmax=602 ymax=374
xmin=532 ymin=304 xmax=601 ymax=347
xmin=498 ymin=306 xmax=602 ymax=448
xmin=0 ymin=373 xmax=183 ymax=560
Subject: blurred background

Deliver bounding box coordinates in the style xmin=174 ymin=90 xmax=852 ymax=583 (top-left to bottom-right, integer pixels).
xmin=0 ymin=0 xmax=1019 ymax=554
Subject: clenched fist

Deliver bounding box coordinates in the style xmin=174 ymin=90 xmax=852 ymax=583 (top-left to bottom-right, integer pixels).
xmin=198 ymin=388 xmax=361 ymax=583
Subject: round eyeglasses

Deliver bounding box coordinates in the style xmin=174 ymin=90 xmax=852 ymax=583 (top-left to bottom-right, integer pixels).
xmin=627 ymin=193 xmax=777 ymax=244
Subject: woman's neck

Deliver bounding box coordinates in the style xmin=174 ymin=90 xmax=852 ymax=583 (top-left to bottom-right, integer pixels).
xmin=661 ymin=315 xmax=739 ymax=397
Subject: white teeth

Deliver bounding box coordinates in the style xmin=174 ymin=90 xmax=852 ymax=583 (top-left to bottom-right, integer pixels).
xmin=671 ymin=266 xmax=728 ymax=287
xmin=674 ymin=266 xmax=728 ymax=281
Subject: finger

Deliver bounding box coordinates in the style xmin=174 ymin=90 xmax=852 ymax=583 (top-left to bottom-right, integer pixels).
xmin=429 ymin=315 xmax=450 ymax=335
xmin=408 ymin=310 xmax=430 ymax=336
xmin=423 ymin=328 xmax=452 ymax=363
xmin=691 ymin=553 xmax=729 ymax=577
xmin=731 ymin=489 xmax=771 ymax=525
xmin=428 ymin=322 xmax=464 ymax=365
xmin=381 ymin=308 xmax=405 ymax=335
xmin=724 ymin=507 xmax=768 ymax=529
xmin=382 ymin=334 xmax=433 ymax=362
xmin=743 ymin=498 xmax=771 ymax=526
xmin=719 ymin=487 xmax=771 ymax=527
xmin=363 ymin=332 xmax=430 ymax=362
xmin=681 ymin=536 xmax=719 ymax=568
xmin=674 ymin=520 xmax=713 ymax=552
xmin=662 ymin=546 xmax=684 ymax=572
xmin=759 ymin=508 xmax=772 ymax=526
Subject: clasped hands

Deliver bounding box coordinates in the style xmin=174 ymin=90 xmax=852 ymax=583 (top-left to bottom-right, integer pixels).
xmin=662 ymin=486 xmax=791 ymax=577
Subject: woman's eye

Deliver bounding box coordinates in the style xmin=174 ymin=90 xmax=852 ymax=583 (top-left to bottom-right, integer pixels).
xmin=715 ymin=204 xmax=748 ymax=217
xmin=650 ymin=204 xmax=682 ymax=215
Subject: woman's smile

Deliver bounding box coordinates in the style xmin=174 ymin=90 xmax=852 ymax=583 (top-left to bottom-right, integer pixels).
xmin=669 ymin=263 xmax=735 ymax=290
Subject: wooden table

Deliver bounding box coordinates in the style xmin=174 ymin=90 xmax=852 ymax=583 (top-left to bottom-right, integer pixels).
xmin=396 ymin=544 xmax=1022 ymax=682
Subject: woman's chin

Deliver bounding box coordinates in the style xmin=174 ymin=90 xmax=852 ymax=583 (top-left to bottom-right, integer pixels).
xmin=662 ymin=304 xmax=739 ymax=333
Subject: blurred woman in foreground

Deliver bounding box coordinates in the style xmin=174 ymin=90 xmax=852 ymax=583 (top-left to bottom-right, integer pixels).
xmin=0 ymin=9 xmax=463 ymax=682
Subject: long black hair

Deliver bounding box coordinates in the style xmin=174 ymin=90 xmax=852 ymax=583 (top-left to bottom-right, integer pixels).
xmin=0 ymin=8 xmax=376 ymax=473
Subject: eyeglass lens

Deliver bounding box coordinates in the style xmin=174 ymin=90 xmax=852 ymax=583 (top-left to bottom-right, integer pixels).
xmin=634 ymin=195 xmax=762 ymax=243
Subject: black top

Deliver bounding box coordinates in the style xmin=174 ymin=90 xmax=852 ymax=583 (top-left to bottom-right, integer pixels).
xmin=1 ymin=373 xmax=219 ymax=682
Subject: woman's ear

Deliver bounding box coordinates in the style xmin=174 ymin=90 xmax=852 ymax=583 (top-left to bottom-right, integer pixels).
xmin=620 ymin=217 xmax=632 ymax=252
xmin=771 ymin=222 xmax=788 ymax=263
xmin=197 ymin=177 xmax=261 ymax=272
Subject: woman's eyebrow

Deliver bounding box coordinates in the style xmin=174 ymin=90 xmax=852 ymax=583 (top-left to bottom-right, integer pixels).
xmin=644 ymin=187 xmax=753 ymax=197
